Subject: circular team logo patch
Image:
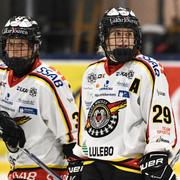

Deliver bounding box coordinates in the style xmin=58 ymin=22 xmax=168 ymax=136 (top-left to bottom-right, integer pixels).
xmin=85 ymin=99 xmax=127 ymax=137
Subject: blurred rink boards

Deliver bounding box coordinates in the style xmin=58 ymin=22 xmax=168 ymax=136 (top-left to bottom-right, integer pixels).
xmin=0 ymin=60 xmax=180 ymax=179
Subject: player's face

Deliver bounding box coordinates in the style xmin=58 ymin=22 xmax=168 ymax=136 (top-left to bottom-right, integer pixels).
xmin=106 ymin=27 xmax=135 ymax=51
xmin=5 ymin=38 xmax=33 ymax=58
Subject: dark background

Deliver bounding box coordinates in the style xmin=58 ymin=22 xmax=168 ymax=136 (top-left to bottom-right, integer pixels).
xmin=1 ymin=0 xmax=180 ymax=60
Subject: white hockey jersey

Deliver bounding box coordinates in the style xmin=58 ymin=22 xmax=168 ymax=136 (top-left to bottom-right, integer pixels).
xmin=0 ymin=59 xmax=78 ymax=170
xmin=74 ymin=54 xmax=177 ymax=168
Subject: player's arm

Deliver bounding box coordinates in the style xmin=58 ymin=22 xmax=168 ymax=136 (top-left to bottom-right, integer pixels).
xmin=139 ymin=61 xmax=177 ymax=180
xmin=39 ymin=78 xmax=82 ymax=179
xmin=39 ymin=72 xmax=78 ymax=142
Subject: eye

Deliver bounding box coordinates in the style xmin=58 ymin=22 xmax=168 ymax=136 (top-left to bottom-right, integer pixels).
xmin=8 ymin=42 xmax=13 ymax=46
xmin=21 ymin=42 xmax=27 ymax=47
xmin=127 ymin=32 xmax=133 ymax=37
xmin=115 ymin=31 xmax=120 ymax=35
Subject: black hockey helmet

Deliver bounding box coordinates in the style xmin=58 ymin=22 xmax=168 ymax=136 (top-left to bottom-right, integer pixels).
xmin=99 ymin=7 xmax=142 ymax=63
xmin=0 ymin=16 xmax=42 ymax=77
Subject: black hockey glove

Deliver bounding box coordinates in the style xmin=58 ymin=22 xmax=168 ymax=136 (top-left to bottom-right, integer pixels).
xmin=0 ymin=111 xmax=26 ymax=153
xmin=140 ymin=151 xmax=176 ymax=180
xmin=67 ymin=159 xmax=83 ymax=180
xmin=63 ymin=143 xmax=83 ymax=180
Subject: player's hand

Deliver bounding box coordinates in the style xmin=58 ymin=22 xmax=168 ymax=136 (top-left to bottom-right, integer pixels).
xmin=63 ymin=143 xmax=84 ymax=180
xmin=67 ymin=157 xmax=83 ymax=180
xmin=140 ymin=151 xmax=176 ymax=180
xmin=0 ymin=111 xmax=26 ymax=152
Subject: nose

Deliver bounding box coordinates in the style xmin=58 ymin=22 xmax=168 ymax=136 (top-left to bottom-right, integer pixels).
xmin=116 ymin=37 xmax=128 ymax=47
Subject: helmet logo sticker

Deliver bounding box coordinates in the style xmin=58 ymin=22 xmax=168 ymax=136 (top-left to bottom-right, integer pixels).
xmin=107 ymin=8 xmax=119 ymax=16
xmin=107 ymin=8 xmax=136 ymax=17
xmin=130 ymin=10 xmax=136 ymax=17
xmin=5 ymin=16 xmax=37 ymax=28
xmin=118 ymin=9 xmax=130 ymax=16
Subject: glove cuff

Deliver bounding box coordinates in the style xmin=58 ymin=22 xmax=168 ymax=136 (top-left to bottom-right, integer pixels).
xmin=144 ymin=142 xmax=173 ymax=157
xmin=5 ymin=143 xmax=19 ymax=153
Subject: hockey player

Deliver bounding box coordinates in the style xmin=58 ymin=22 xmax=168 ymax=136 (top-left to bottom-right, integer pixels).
xmin=72 ymin=7 xmax=178 ymax=180
xmin=0 ymin=16 xmax=78 ymax=180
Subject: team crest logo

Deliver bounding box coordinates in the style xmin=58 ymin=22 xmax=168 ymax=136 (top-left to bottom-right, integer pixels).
xmin=29 ymin=87 xmax=37 ymax=97
xmin=85 ymin=99 xmax=127 ymax=137
xmin=87 ymin=73 xmax=96 ymax=83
